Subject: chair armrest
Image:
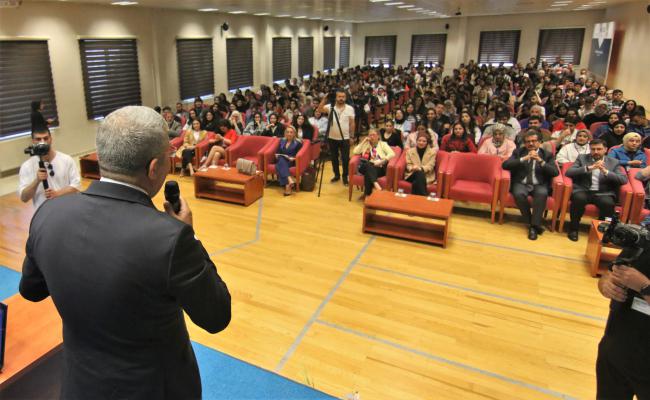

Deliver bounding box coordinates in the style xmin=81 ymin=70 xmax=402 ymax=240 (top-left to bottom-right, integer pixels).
xmin=385 ymin=148 xmax=402 ymax=191
xmin=349 ymin=155 xmax=362 ymax=180
xmin=260 ymin=138 xmax=279 ymax=170
xmin=170 ymin=137 xmax=183 ymax=150
xmin=500 ymin=169 xmax=511 ymax=201
xmin=295 ymin=139 xmax=311 ymax=176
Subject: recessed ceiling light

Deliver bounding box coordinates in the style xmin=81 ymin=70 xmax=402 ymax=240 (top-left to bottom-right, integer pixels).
xmin=322 ymin=18 xmax=334 ymax=21
xmin=408 ymin=8 xmax=424 ymax=11
xmin=228 ymin=10 xmax=246 ymax=14
xmin=276 ymin=14 xmax=291 ymax=17
xmin=198 ymin=8 xmax=218 ymax=12
xmin=385 ymin=2 xmax=404 ymax=5
xmin=254 ymin=12 xmax=270 ymax=16
xmin=397 ymin=4 xmax=415 ymax=8
xmin=293 ymin=16 xmax=307 ymax=18
xmin=111 ymin=1 xmax=137 ymax=5
xmin=309 ymin=17 xmax=320 ymax=20
xmin=369 ymin=0 xmax=390 ymax=2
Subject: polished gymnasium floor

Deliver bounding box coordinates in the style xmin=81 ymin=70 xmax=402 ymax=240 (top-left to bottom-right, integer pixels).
xmin=0 ymin=167 xmax=609 ymax=399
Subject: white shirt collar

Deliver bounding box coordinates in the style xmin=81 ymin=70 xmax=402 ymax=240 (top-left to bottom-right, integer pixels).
xmin=100 ymin=177 xmax=150 ymax=196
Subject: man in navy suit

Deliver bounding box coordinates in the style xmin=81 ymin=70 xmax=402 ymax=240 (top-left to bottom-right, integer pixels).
xmin=20 ymin=106 xmax=231 ymax=399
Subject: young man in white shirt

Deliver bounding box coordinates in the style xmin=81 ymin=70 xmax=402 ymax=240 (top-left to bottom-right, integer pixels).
xmin=318 ymin=89 xmax=356 ymax=185
xmin=19 ymin=130 xmax=81 ymax=210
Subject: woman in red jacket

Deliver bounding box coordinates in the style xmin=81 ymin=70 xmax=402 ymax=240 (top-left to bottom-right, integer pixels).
xmin=440 ymin=122 xmax=477 ymax=153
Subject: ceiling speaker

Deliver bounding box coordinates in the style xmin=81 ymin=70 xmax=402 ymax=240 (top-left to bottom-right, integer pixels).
xmin=445 ymin=23 xmax=450 ymax=30
xmin=324 ymin=25 xmax=329 ymax=31
xmin=221 ymin=22 xmax=229 ymax=31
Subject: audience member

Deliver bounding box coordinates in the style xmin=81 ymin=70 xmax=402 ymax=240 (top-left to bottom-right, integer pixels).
xmin=565 ymin=139 xmax=628 ymax=241
xmin=440 ymin=122 xmax=477 ymax=153
xmin=583 ymin=100 xmax=609 ymax=128
xmin=163 ymin=107 xmax=182 ymax=139
xmin=201 ymin=110 xmax=218 ymax=133
xmin=262 ymin=113 xmax=286 ymax=138
xmin=404 ymin=131 xmax=437 ymax=196
xmin=629 ymin=107 xmax=650 ymax=137
xmin=200 ymin=120 xmax=239 ymax=169
xmin=309 ymin=109 xmax=329 ymax=140
xmin=243 ymin=112 xmax=267 ymax=136
xmin=352 ymin=129 xmax=395 ymax=199
xmin=478 ymin=124 xmax=516 ymax=160
xmin=176 ymin=119 xmax=207 ymax=176
xmin=293 ymin=114 xmax=315 ymax=141
xmin=275 ymin=125 xmax=303 ymax=196
xmin=609 ymin=132 xmax=646 ymax=170
xmin=556 ymin=129 xmax=591 ymax=165
xmin=318 ymin=89 xmax=356 ymax=186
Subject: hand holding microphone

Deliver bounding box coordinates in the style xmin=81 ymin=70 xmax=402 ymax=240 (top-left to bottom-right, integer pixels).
xmin=164 ymin=181 xmax=193 ymax=226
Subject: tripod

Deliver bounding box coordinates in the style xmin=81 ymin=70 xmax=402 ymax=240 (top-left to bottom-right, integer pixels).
xmin=316 ymin=99 xmax=336 ymax=198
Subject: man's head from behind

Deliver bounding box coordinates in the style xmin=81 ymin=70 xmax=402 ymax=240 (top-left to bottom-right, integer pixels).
xmin=96 ymin=106 xmax=169 ymax=197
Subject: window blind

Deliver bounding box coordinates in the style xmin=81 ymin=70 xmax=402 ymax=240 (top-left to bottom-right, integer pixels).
xmin=226 ymin=38 xmax=253 ymax=90
xmin=410 ymin=34 xmax=447 ymax=66
xmin=0 ymin=40 xmax=59 ymax=138
xmin=79 ymin=39 xmax=142 ymax=119
xmin=298 ymin=37 xmax=314 ymax=77
xmin=176 ymin=38 xmax=214 ymax=100
xmin=478 ymin=30 xmax=521 ymax=66
xmin=323 ymin=36 xmax=335 ymax=71
xmin=339 ymin=36 xmax=350 ymax=68
xmin=272 ymin=37 xmax=291 ymax=82
xmin=364 ymin=36 xmax=396 ymax=66
xmin=536 ymin=28 xmax=585 ymax=65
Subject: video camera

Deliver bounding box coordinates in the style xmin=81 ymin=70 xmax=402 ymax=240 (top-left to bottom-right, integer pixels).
xmin=24 ymin=143 xmax=50 ymax=157
xmin=598 ymin=213 xmax=650 ymax=265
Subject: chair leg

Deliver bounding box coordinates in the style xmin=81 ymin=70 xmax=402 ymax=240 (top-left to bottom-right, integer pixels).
xmin=498 ymin=204 xmax=505 ymax=225
xmin=348 ymin=181 xmax=353 ymax=201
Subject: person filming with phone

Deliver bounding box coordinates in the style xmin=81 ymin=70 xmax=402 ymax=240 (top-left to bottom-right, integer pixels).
xmin=20 ymin=106 xmax=231 ymax=399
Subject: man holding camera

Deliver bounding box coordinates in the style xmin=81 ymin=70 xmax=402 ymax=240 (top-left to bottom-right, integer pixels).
xmin=18 ymin=129 xmax=80 ymax=209
xmin=318 ymin=89 xmax=356 ymax=186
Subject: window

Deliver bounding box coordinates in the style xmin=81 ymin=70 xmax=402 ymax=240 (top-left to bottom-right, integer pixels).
xmin=176 ymin=39 xmax=214 ymax=101
xmin=272 ymin=37 xmax=291 ymax=82
xmin=79 ymin=39 xmax=142 ymax=120
xmin=410 ymin=34 xmax=447 ymax=66
xmin=364 ymin=36 xmax=396 ymax=66
xmin=478 ymin=30 xmax=521 ymax=66
xmin=0 ymin=40 xmax=58 ymax=138
xmin=323 ymin=37 xmax=335 ymax=71
xmin=537 ymin=28 xmax=585 ymax=65
xmin=226 ymin=38 xmax=253 ymax=91
xmin=298 ymin=37 xmax=314 ymax=77
xmin=339 ymin=37 xmax=350 ymax=68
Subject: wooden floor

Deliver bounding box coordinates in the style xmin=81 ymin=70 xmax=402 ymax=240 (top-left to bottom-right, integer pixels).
xmin=0 ymin=170 xmax=610 ymax=400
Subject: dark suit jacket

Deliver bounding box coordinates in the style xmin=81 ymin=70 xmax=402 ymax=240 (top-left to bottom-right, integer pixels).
xmin=20 ymin=181 xmax=231 ymax=400
xmin=565 ymin=155 xmax=628 ymax=196
xmin=502 ymin=146 xmax=559 ymax=188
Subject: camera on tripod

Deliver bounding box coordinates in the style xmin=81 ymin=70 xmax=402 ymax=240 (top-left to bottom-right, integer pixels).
xmin=24 ymin=143 xmax=50 ymax=157
xmin=598 ymin=213 xmax=650 ymax=264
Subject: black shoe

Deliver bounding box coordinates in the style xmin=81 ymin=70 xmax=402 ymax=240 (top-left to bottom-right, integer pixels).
xmin=534 ymin=225 xmax=545 ymax=235
xmin=342 ymin=177 xmax=349 ymax=186
xmin=528 ymin=227 xmax=538 ymax=241
xmin=330 ymin=176 xmax=340 ymax=183
xmin=568 ymin=230 xmax=579 ymax=242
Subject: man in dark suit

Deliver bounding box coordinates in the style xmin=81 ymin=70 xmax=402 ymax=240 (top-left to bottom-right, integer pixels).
xmin=502 ymin=129 xmax=560 ymax=240
xmin=565 ymin=138 xmax=628 ymax=241
xmin=20 ymin=106 xmax=231 ymax=399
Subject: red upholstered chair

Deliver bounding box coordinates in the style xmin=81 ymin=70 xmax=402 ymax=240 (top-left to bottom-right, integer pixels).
xmin=261 ymin=139 xmax=310 ymax=191
xmin=169 ymin=131 xmax=215 ymax=173
xmin=590 ymin=121 xmax=608 ymax=136
xmin=394 ymin=150 xmax=449 ymax=197
xmin=443 ymin=153 xmax=502 ymax=223
xmin=309 ymin=125 xmax=321 ymax=163
xmin=557 ymin=162 xmax=634 ymax=232
xmin=226 ymin=136 xmax=275 ymax=180
xmin=348 ymin=146 xmax=402 ymax=201
xmin=627 ymin=168 xmax=649 ymax=224
xmin=498 ymin=164 xmax=564 ymax=230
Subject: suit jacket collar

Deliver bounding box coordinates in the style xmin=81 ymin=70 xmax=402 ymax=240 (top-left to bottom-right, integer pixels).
xmin=83 ymin=180 xmax=155 ymax=208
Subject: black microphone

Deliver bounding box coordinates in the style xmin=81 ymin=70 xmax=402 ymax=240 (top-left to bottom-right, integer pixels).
xmin=38 ymin=159 xmax=49 ymax=190
xmin=164 ymin=181 xmax=181 ymax=214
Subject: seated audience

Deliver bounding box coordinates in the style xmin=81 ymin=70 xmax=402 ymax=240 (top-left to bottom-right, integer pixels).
xmin=175 ymin=102 xmax=189 ymax=123
xmin=405 ymin=124 xmax=439 ymax=151
xmin=583 ymin=100 xmax=609 ymax=128
xmin=556 ymin=129 xmax=591 ymax=165
xmin=163 ymin=107 xmax=181 ymax=139
xmin=502 ymin=129 xmax=559 ymax=240
xmin=229 ymin=111 xmax=244 ymax=135
xmin=405 ymin=131 xmax=437 ymax=196
xmin=393 ymin=109 xmax=412 ymax=138
xmin=243 ymin=112 xmax=267 ymax=136
xmin=176 ymin=119 xmax=207 ymax=176
xmin=200 ymin=120 xmax=239 ymax=169
xmin=352 ymin=129 xmax=395 ymax=199
xmin=293 ymin=114 xmax=315 ymax=141
xmin=459 ymin=110 xmax=482 ymax=144
xmin=182 ymin=109 xmax=198 ymax=131
xmin=629 ymin=107 xmax=650 ymax=137
xmin=262 ymin=113 xmax=286 ymax=137
xmin=275 ymin=125 xmax=303 ymax=196
xmin=609 ymin=132 xmax=646 ymax=170
xmin=593 ymin=112 xmax=621 ymax=138
xmin=440 ymin=122 xmax=477 ymax=153
xmin=601 ymin=121 xmax=627 ymax=149
xmin=380 ymin=120 xmax=403 ymax=149
xmin=201 ymin=110 xmax=218 ymax=133
xmin=478 ymin=124 xmax=516 ymax=160
xmin=309 ymin=109 xmax=329 ymax=140
xmin=565 ymin=139 xmax=628 ymax=241
xmin=551 ymin=115 xmax=581 ymax=147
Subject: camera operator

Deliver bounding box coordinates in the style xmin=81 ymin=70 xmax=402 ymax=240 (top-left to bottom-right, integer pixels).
xmin=18 ymin=129 xmax=80 ymax=209
xmin=318 ymin=89 xmax=356 ymax=186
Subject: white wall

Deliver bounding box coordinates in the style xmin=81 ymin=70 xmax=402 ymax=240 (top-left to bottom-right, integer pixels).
xmin=353 ymin=10 xmax=605 ymax=69
xmin=604 ymin=1 xmax=650 ymax=108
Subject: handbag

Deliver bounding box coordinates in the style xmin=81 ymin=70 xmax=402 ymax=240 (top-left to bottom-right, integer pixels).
xmin=300 ymin=166 xmax=316 ymax=192
xmin=236 ymin=158 xmax=257 ymax=175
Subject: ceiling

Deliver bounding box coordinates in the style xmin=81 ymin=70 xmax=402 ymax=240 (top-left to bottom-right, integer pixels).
xmin=39 ymin=0 xmax=634 ymax=22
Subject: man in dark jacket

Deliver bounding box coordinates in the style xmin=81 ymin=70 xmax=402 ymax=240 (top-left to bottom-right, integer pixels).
xmin=565 ymin=139 xmax=628 ymax=241
xmin=503 ymin=129 xmax=559 ymax=240
xmin=20 ymin=106 xmax=231 ymax=399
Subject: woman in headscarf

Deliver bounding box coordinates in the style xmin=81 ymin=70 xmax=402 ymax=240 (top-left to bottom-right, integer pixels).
xmin=556 ymin=129 xmax=591 ymax=165
xmin=609 ymin=132 xmax=646 ymax=170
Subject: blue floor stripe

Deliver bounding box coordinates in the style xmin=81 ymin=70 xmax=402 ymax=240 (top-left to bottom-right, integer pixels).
xmin=314 ymin=319 xmax=577 ymax=400
xmin=192 ymin=341 xmax=336 ymax=400
xmin=0 ymin=265 xmax=21 ymax=301
xmin=274 ymin=236 xmax=376 ymax=373
xmin=359 ymin=263 xmax=606 ymax=322
xmin=210 ymin=198 xmax=263 ymax=256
